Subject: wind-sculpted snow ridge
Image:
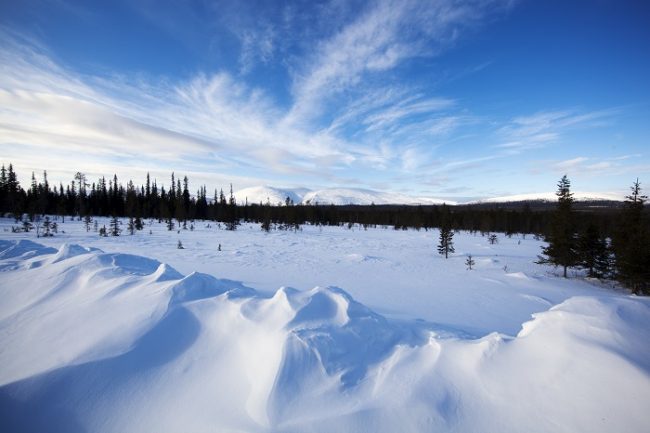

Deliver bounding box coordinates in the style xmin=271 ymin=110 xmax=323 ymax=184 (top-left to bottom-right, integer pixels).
xmin=0 ymin=240 xmax=649 ymax=433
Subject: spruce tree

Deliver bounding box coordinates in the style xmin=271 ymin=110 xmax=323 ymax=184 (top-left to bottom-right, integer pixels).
xmin=437 ymin=226 xmax=454 ymax=258
xmin=109 ymin=216 xmax=121 ymax=236
xmin=577 ymin=223 xmax=610 ymax=278
xmin=42 ymin=216 xmax=52 ymax=237
xmin=538 ymin=175 xmax=577 ymax=277
xmin=84 ymin=215 xmax=93 ymax=232
xmin=613 ymin=179 xmax=650 ymax=294
xmin=465 ymin=254 xmax=475 ymax=270
xmin=225 ymin=184 xmax=239 ymax=231
xmin=127 ymin=216 xmax=136 ymax=235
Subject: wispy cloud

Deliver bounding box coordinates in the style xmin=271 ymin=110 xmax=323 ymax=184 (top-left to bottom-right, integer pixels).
xmin=285 ymin=0 xmax=513 ymax=126
xmin=496 ymin=109 xmax=617 ymax=151
xmin=1 ymin=0 xmax=512 ymax=192
xmin=550 ymin=155 xmax=649 ymax=177
xmin=0 ymin=30 xmax=355 ymax=187
xmin=238 ymin=25 xmax=276 ymax=74
xmin=553 ymin=156 xmax=590 ymax=171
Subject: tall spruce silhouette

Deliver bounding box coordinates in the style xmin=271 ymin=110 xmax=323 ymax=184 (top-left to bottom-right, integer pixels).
xmin=538 ymin=175 xmax=577 ymax=277
xmin=613 ymin=179 xmax=649 ymax=294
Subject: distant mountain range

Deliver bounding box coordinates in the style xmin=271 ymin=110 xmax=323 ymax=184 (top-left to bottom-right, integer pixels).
xmin=233 ymin=186 xmax=623 ymax=206
xmin=466 ymin=191 xmax=623 ymax=204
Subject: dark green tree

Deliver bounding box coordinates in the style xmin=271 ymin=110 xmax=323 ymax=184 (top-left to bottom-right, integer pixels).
xmin=437 ymin=226 xmax=455 ymax=258
xmin=437 ymin=204 xmax=455 ymax=259
xmin=577 ymin=223 xmax=610 ymax=278
xmin=134 ymin=216 xmax=144 ymax=231
xmin=465 ymin=254 xmax=475 ymax=270
xmin=109 ymin=216 xmax=121 ymax=236
xmin=538 ymin=175 xmax=578 ymax=277
xmin=613 ymin=179 xmax=650 ymax=294
xmin=84 ymin=215 xmax=93 ymax=232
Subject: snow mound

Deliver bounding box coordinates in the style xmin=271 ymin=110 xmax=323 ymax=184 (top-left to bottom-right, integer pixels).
xmin=51 ymin=243 xmax=101 ymax=263
xmin=91 ymin=252 xmax=183 ymax=281
xmin=344 ymin=253 xmax=383 ymax=262
xmin=0 ymin=239 xmax=56 ymax=260
xmin=170 ymin=271 xmax=255 ymax=303
xmin=1 ymin=240 xmax=649 ymax=433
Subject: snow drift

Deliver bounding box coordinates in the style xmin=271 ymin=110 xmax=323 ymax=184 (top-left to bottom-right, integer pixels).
xmin=0 ymin=240 xmax=648 ymax=433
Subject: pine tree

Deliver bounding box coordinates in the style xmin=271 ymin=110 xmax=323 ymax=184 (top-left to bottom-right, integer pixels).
xmin=437 ymin=205 xmax=455 ymax=258
xmin=42 ymin=216 xmax=53 ymax=237
xmin=84 ymin=215 xmax=93 ymax=232
xmin=127 ymin=216 xmax=136 ymax=235
xmin=465 ymin=254 xmax=475 ymax=270
xmin=488 ymin=233 xmax=498 ymax=245
xmin=109 ymin=216 xmax=121 ymax=236
xmin=613 ymin=179 xmax=650 ymax=294
xmin=225 ymin=183 xmax=239 ymax=231
xmin=538 ymin=175 xmax=577 ymax=277
xmin=437 ymin=226 xmax=455 ymax=258
xmin=0 ymin=164 xmax=8 ymax=213
xmin=577 ymin=223 xmax=610 ymax=278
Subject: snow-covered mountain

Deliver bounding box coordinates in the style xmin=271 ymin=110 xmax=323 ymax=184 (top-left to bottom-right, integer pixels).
xmin=470 ymin=191 xmax=623 ymax=204
xmin=233 ymin=186 xmax=307 ymax=206
xmin=301 ymin=188 xmax=452 ymax=205
xmin=234 ymin=186 xmax=454 ymax=206
xmin=234 ymin=185 xmax=622 ymax=206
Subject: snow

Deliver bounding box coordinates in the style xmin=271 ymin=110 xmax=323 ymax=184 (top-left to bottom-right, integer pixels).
xmin=470 ymin=191 xmax=622 ymax=203
xmin=233 ymin=185 xmax=622 ymax=206
xmin=234 ymin=185 xmax=307 ymax=206
xmin=1 ymin=218 xmax=648 ymax=432
xmin=301 ymin=188 xmax=451 ymax=205
xmin=234 ymin=185 xmax=453 ymax=206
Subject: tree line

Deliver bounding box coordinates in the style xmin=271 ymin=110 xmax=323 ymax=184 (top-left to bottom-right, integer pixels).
xmin=0 ymin=163 xmax=647 ymax=293
xmin=537 ymin=175 xmax=649 ymax=295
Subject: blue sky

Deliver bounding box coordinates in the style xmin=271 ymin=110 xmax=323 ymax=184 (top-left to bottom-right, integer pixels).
xmin=1 ymin=0 xmax=648 ymax=200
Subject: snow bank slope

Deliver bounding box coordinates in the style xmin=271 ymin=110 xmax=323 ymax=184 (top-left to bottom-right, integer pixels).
xmin=0 ymin=240 xmax=648 ymax=433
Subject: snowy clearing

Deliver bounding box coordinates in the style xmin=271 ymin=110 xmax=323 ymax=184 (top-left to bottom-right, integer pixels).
xmin=0 ymin=218 xmax=649 ymax=432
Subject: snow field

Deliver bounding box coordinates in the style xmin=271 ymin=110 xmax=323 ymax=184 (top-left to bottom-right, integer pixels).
xmin=0 ymin=218 xmax=649 ymax=432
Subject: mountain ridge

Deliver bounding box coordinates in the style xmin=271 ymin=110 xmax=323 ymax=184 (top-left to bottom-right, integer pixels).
xmin=233 ymin=186 xmax=623 ymax=206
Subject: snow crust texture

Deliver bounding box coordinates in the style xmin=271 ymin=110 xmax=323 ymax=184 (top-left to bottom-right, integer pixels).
xmin=1 ymin=239 xmax=649 ymax=433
